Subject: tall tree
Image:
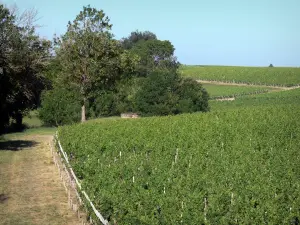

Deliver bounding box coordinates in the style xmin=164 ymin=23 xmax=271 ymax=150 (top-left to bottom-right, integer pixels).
xmin=0 ymin=4 xmax=51 ymax=131
xmin=0 ymin=4 xmax=18 ymax=130
xmin=130 ymin=39 xmax=180 ymax=76
xmin=54 ymin=5 xmax=139 ymax=122
xmin=121 ymin=31 xmax=179 ymax=77
xmin=120 ymin=30 xmax=157 ymax=50
xmin=9 ymin=27 xmax=51 ymax=127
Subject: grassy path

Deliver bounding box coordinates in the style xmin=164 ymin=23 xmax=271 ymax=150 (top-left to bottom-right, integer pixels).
xmin=0 ymin=134 xmax=81 ymax=225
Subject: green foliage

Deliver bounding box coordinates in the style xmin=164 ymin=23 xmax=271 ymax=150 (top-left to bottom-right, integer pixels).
xmin=89 ymin=91 xmax=118 ymax=118
xmin=0 ymin=4 xmax=51 ymax=132
xmin=130 ymin=39 xmax=179 ymax=76
xmin=121 ymin=30 xmax=179 ymax=77
xmin=176 ymin=78 xmax=209 ymax=113
xmin=121 ymin=30 xmax=157 ymax=50
xmin=39 ymin=87 xmax=81 ymax=126
xmin=53 ymin=5 xmax=139 ymax=122
xmin=114 ymin=78 xmax=141 ymax=113
xmin=210 ymin=87 xmax=300 ymax=111
xmin=58 ymin=94 xmax=300 ymax=224
xmin=134 ymin=71 xmax=209 ymax=116
xmin=180 ymin=65 xmax=300 ymax=86
xmin=202 ymin=84 xmax=276 ymax=98
xmin=134 ymin=71 xmax=179 ymax=116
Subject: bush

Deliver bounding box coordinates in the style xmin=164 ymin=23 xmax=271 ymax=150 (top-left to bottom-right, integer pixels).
xmin=134 ymin=71 xmax=209 ymax=116
xmin=39 ymin=87 xmax=81 ymax=126
xmin=176 ymin=78 xmax=210 ymax=113
xmin=39 ymin=73 xmax=210 ymax=125
xmin=134 ymin=71 xmax=179 ymax=116
xmin=89 ymin=91 xmax=118 ymax=117
xmin=114 ymin=78 xmax=141 ymax=113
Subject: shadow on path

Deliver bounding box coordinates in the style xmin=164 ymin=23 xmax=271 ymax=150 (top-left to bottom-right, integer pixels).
xmin=0 ymin=194 xmax=9 ymax=203
xmin=0 ymin=140 xmax=38 ymax=151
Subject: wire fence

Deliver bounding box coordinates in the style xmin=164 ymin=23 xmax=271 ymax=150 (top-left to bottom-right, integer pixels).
xmin=50 ymin=133 xmax=109 ymax=225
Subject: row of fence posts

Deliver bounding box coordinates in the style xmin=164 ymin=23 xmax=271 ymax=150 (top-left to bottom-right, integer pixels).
xmin=49 ymin=137 xmax=92 ymax=225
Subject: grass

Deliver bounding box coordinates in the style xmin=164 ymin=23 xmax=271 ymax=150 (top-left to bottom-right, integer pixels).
xmin=23 ymin=110 xmax=43 ymax=128
xmin=180 ymin=65 xmax=300 ymax=86
xmin=0 ymin=109 xmax=79 ymax=224
xmin=1 ymin=110 xmax=57 ymax=140
xmin=202 ymin=83 xmax=275 ymax=98
xmin=0 ymin=135 xmax=80 ymax=225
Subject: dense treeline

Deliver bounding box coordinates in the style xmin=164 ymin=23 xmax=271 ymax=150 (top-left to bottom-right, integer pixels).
xmin=0 ymin=4 xmax=209 ymax=130
xmin=39 ymin=5 xmax=209 ymax=125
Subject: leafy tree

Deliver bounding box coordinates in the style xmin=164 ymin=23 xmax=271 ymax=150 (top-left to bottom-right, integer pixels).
xmin=121 ymin=30 xmax=157 ymax=50
xmin=8 ymin=26 xmax=51 ymax=127
xmin=54 ymin=5 xmax=139 ymax=122
xmin=0 ymin=4 xmax=50 ymax=132
xmin=89 ymin=91 xmax=118 ymax=117
xmin=176 ymin=78 xmax=210 ymax=113
xmin=134 ymin=71 xmax=178 ymax=116
xmin=0 ymin=5 xmax=15 ymax=131
xmin=134 ymin=71 xmax=209 ymax=116
xmin=114 ymin=78 xmax=141 ymax=113
xmin=122 ymin=31 xmax=179 ymax=76
xmin=39 ymin=87 xmax=81 ymax=126
xmin=269 ymin=63 xmax=274 ymax=67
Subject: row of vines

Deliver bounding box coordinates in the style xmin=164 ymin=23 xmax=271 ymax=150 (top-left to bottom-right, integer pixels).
xmin=210 ymin=87 xmax=300 ymax=111
xmin=180 ymin=65 xmax=300 ymax=87
xmin=209 ymin=89 xmax=270 ymax=100
xmin=202 ymin=83 xmax=274 ymax=100
xmin=58 ymin=99 xmax=300 ymax=224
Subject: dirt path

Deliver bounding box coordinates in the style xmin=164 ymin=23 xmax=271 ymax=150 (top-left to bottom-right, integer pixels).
xmin=196 ymin=79 xmax=300 ymax=90
xmin=0 ymin=135 xmax=82 ymax=225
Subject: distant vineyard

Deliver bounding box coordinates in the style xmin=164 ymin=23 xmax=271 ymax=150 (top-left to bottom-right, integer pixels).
xmin=59 ymin=89 xmax=300 ymax=224
xmin=210 ymin=87 xmax=300 ymax=111
xmin=180 ymin=65 xmax=300 ymax=86
xmin=202 ymin=83 xmax=274 ymax=99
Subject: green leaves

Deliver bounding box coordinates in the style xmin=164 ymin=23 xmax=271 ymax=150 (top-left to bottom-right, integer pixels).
xmin=53 ymin=5 xmax=139 ymax=121
xmin=0 ymin=4 xmax=51 ymax=131
xmin=180 ymin=65 xmax=300 ymax=86
xmin=55 ymin=5 xmax=116 ymax=92
xmin=59 ymin=100 xmax=300 ymax=224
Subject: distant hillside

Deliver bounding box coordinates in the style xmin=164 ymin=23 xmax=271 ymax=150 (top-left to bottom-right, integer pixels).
xmin=180 ymin=65 xmax=300 ymax=86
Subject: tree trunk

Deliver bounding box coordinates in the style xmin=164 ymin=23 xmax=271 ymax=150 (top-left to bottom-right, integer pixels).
xmin=81 ymin=98 xmax=86 ymax=123
xmin=15 ymin=112 xmax=23 ymax=130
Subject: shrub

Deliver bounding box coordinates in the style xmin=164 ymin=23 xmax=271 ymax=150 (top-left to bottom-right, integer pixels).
xmin=39 ymin=87 xmax=81 ymax=126
xmin=176 ymin=78 xmax=210 ymax=113
xmin=114 ymin=78 xmax=141 ymax=114
xmin=134 ymin=71 xmax=179 ymax=116
xmin=89 ymin=91 xmax=118 ymax=117
xmin=134 ymin=71 xmax=209 ymax=116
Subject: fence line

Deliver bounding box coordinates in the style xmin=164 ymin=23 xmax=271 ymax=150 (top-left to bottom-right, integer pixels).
xmin=54 ymin=132 xmax=109 ymax=225
xmin=50 ymin=137 xmax=87 ymax=224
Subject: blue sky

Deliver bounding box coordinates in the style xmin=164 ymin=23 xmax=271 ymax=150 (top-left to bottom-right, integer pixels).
xmin=2 ymin=0 xmax=300 ymax=66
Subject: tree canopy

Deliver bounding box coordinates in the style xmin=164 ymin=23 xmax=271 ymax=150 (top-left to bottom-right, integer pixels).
xmin=120 ymin=30 xmax=157 ymax=50
xmin=53 ymin=5 xmax=139 ymax=122
xmin=0 ymin=4 xmax=209 ymax=129
xmin=121 ymin=31 xmax=180 ymax=77
xmin=0 ymin=4 xmax=51 ymax=132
